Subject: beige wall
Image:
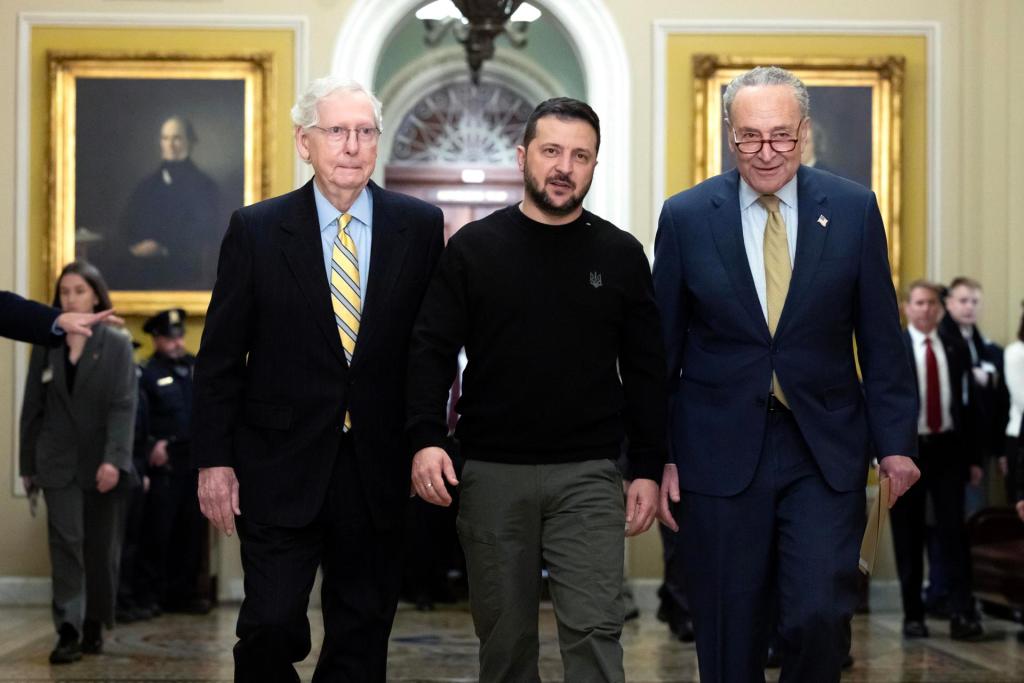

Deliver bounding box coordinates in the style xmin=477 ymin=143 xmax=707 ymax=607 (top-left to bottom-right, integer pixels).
xmin=1 ymin=0 xmax=1021 ymax=587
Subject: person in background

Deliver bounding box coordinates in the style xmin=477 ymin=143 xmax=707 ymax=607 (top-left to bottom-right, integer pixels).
xmin=115 ymin=341 xmax=154 ymax=624
xmin=1001 ymin=301 xmax=1024 ymax=503
xmin=893 ymin=280 xmax=984 ymax=641
xmin=19 ymin=261 xmax=137 ymax=663
xmin=941 ymin=277 xmax=1009 ymax=499
xmin=136 ymin=309 xmax=210 ymax=615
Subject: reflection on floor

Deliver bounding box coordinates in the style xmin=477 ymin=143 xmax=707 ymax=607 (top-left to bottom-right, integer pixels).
xmin=0 ymin=603 xmax=1021 ymax=681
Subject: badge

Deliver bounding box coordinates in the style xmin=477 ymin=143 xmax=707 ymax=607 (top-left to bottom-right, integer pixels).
xmin=157 ymin=376 xmax=174 ymax=387
xmin=41 ymin=367 xmax=53 ymax=384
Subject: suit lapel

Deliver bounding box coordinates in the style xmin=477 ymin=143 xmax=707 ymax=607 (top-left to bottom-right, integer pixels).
xmin=70 ymin=330 xmax=104 ymax=409
xmin=350 ymin=182 xmax=411 ymax=368
xmin=710 ymin=171 xmax=771 ymax=341
xmin=774 ymin=167 xmax=829 ymax=339
xmin=48 ymin=345 xmax=72 ymax=407
xmin=280 ymin=180 xmax=349 ymax=368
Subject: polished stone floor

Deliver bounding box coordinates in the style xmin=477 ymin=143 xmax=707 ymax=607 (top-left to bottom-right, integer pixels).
xmin=0 ymin=602 xmax=1022 ymax=681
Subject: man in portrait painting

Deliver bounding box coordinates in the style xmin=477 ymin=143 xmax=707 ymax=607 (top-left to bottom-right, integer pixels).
xmin=116 ymin=115 xmax=223 ymax=290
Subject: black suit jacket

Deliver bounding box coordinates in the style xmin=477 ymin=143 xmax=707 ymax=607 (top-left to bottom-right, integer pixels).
xmin=192 ymin=179 xmax=444 ymax=528
xmin=902 ymin=327 xmax=979 ymax=468
xmin=0 ymin=291 xmax=60 ymax=345
xmin=939 ymin=316 xmax=1010 ymax=457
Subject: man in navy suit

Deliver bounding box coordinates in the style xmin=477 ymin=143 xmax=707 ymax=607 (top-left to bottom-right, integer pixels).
xmin=193 ymin=78 xmax=443 ymax=682
xmin=654 ymin=66 xmax=920 ymax=681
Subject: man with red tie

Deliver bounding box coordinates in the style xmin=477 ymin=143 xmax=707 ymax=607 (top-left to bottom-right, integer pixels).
xmin=894 ymin=280 xmax=984 ymax=640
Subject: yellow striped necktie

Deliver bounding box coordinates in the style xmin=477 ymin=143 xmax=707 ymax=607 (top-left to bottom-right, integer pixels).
xmin=759 ymin=194 xmax=791 ymax=407
xmin=330 ymin=213 xmax=359 ymax=429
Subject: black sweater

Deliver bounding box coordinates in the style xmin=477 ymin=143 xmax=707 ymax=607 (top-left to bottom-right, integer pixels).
xmin=406 ymin=205 xmax=667 ymax=481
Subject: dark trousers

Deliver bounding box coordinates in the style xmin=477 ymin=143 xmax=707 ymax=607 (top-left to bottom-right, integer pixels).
xmin=233 ymin=438 xmax=404 ymax=683
xmin=44 ymin=483 xmax=129 ymax=631
xmin=137 ymin=453 xmax=206 ymax=607
xmin=889 ymin=433 xmax=974 ymax=621
xmin=458 ymin=459 xmax=626 ymax=683
xmin=681 ymin=410 xmax=863 ymax=683
xmin=657 ymin=503 xmax=691 ymax=619
xmin=117 ymin=481 xmax=145 ymax=609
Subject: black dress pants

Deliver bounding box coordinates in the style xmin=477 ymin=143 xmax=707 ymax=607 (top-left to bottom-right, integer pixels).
xmin=233 ymin=437 xmax=404 ymax=683
xmin=889 ymin=433 xmax=973 ymax=621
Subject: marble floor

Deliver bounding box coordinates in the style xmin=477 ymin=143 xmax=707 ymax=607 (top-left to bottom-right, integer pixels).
xmin=0 ymin=602 xmax=1022 ymax=682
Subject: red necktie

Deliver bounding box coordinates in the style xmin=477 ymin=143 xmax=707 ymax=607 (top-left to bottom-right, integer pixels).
xmin=924 ymin=338 xmax=942 ymax=433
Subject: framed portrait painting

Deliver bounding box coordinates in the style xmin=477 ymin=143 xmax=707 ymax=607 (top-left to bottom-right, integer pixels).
xmin=692 ymin=55 xmax=905 ymax=276
xmin=48 ymin=53 xmax=273 ymax=314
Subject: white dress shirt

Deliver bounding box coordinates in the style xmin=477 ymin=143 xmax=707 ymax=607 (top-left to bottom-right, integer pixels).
xmin=739 ymin=176 xmax=799 ymax=321
xmin=1004 ymin=340 xmax=1024 ymax=438
xmin=908 ymin=325 xmax=954 ymax=435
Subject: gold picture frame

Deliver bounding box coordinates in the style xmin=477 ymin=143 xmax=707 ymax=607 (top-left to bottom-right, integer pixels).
xmin=693 ymin=55 xmax=904 ymax=276
xmin=48 ymin=52 xmax=273 ymax=314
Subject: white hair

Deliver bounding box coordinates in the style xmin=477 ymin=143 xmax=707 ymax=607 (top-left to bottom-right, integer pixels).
xmin=290 ymin=77 xmax=383 ymax=132
xmin=723 ymin=66 xmax=810 ymax=126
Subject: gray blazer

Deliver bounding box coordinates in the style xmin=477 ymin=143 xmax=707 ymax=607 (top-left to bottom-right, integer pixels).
xmin=20 ymin=324 xmax=137 ymax=489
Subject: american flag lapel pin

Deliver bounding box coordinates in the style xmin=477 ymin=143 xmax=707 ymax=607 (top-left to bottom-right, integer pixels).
xmin=817 ymin=214 xmax=828 ymax=228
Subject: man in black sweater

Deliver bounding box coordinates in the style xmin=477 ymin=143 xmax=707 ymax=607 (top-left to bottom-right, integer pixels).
xmin=406 ymin=98 xmax=666 ymax=683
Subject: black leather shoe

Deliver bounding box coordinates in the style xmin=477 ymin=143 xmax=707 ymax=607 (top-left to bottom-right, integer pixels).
xmin=675 ymin=616 xmax=695 ymax=642
xmin=902 ymin=619 xmax=929 ymax=638
xmin=624 ymin=606 xmax=640 ymax=622
xmin=49 ymin=623 xmax=81 ymax=664
xmin=950 ymin=614 xmax=984 ymax=641
xmin=81 ymin=619 xmax=102 ymax=655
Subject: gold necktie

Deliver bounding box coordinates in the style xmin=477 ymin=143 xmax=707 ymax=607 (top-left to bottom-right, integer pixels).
xmin=330 ymin=213 xmax=359 ymax=429
xmin=759 ymin=194 xmax=790 ymax=407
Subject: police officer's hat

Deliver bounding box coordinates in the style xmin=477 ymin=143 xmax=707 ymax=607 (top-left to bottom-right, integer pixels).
xmin=143 ymin=308 xmax=187 ymax=338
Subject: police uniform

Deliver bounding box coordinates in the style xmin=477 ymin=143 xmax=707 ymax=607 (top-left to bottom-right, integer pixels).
xmin=136 ymin=309 xmax=209 ymax=613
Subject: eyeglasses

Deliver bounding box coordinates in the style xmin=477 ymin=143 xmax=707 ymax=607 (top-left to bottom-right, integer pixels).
xmin=731 ymin=120 xmax=804 ymax=155
xmin=308 ymin=125 xmax=381 ymax=144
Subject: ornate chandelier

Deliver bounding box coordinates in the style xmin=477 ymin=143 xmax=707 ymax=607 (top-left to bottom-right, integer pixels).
xmin=416 ymin=0 xmax=542 ymax=84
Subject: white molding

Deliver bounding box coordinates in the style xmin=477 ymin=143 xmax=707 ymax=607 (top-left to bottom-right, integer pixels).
xmin=0 ymin=577 xmax=51 ymax=605
xmin=377 ymin=46 xmax=565 ymax=168
xmin=333 ymin=0 xmax=632 ymax=230
xmin=651 ymin=19 xmax=941 ymax=276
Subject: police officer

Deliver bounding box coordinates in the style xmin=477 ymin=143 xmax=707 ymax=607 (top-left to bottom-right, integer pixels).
xmin=136 ymin=309 xmax=210 ymax=614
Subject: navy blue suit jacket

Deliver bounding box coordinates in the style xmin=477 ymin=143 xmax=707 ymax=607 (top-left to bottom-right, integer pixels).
xmin=0 ymin=291 xmax=59 ymax=345
xmin=653 ymin=166 xmax=917 ymax=496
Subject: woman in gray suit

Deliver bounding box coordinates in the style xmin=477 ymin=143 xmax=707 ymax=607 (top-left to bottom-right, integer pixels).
xmin=20 ymin=261 xmax=137 ymax=664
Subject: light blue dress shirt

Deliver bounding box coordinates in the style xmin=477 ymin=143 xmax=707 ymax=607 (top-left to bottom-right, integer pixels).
xmin=738 ymin=175 xmax=799 ymax=322
xmin=312 ymin=181 xmax=373 ymax=303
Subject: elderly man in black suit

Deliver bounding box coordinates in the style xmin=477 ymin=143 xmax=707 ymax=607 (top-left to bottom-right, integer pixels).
xmin=192 ymin=78 xmax=444 ymax=682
